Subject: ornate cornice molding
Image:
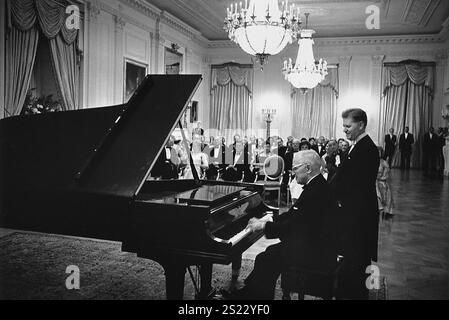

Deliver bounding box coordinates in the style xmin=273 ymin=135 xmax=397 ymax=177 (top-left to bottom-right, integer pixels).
xmin=207 ymin=34 xmax=446 ymax=49
xmin=159 ymin=11 xmax=202 ymax=40
xmin=314 ymin=34 xmax=445 ymax=46
xmin=118 ymin=0 xmax=160 ymax=20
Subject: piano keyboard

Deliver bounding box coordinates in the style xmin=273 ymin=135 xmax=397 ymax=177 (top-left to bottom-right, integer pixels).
xmin=213 ymin=213 xmax=273 ymax=246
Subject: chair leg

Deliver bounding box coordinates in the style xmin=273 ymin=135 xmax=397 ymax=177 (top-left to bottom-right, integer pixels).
xmin=278 ymin=188 xmax=281 ymax=208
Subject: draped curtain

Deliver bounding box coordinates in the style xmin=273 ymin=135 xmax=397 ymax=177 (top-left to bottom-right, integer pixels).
xmin=210 ymin=64 xmax=253 ymax=145
xmin=4 ymin=0 xmax=81 ymax=117
xmin=291 ymin=67 xmax=339 ymax=139
xmin=379 ymin=63 xmax=434 ymax=168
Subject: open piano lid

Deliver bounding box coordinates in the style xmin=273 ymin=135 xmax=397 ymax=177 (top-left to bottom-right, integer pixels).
xmin=76 ymin=74 xmax=202 ymax=198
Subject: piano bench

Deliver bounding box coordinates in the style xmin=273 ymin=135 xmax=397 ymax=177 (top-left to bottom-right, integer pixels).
xmin=281 ymin=256 xmax=344 ymax=300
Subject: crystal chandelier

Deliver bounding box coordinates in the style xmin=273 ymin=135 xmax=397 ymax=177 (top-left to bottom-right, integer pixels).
xmin=282 ymin=14 xmax=328 ymax=92
xmin=224 ymin=0 xmax=302 ymax=66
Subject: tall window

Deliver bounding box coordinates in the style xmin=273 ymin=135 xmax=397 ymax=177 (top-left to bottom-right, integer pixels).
xmin=380 ymin=61 xmax=435 ymax=168
xmin=210 ymin=63 xmax=254 ymax=145
xmin=5 ymin=0 xmax=83 ymax=117
xmin=291 ymin=66 xmax=339 ymax=139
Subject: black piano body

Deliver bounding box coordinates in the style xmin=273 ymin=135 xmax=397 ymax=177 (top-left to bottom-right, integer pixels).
xmin=0 ymin=75 xmax=273 ymax=299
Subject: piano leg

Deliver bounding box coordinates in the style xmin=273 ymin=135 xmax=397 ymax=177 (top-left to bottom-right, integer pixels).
xmin=164 ymin=264 xmax=186 ymax=300
xmin=232 ymin=256 xmax=242 ymax=281
xmin=197 ymin=263 xmax=214 ymax=299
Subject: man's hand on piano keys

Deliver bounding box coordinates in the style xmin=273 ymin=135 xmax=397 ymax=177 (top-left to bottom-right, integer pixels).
xmin=246 ymin=214 xmax=274 ymax=233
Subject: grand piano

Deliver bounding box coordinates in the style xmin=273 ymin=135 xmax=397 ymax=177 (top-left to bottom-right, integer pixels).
xmin=0 ymin=75 xmax=274 ymax=299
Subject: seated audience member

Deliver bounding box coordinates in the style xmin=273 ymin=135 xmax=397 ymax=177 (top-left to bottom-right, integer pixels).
xmin=376 ymin=147 xmax=394 ymax=218
xmin=339 ymin=139 xmax=350 ymax=163
xmin=192 ymin=121 xmax=204 ymax=137
xmin=286 ymin=136 xmax=294 ymax=152
xmin=316 ymin=136 xmax=327 ymax=157
xmin=282 ymin=138 xmax=300 ymax=194
xmin=221 ymin=141 xmax=253 ymax=182
xmin=299 ymin=141 xmax=311 ymax=151
xmin=256 ymin=141 xmax=273 ymax=164
xmin=207 ymin=136 xmax=227 ymax=180
xmin=284 ymin=138 xmax=300 ymax=173
xmin=229 ymin=133 xmax=242 ymax=149
xmin=309 ymin=137 xmax=317 ymax=149
xmin=225 ymin=150 xmax=338 ymax=300
xmin=248 ymin=135 xmax=258 ymax=164
xmin=182 ymin=134 xmax=209 ymax=179
xmin=338 ymin=138 xmax=345 ymax=151
xmin=322 ymin=139 xmax=340 ymax=181
xmin=277 ymin=137 xmax=288 ymax=158
xmin=151 ymin=135 xmax=185 ymax=179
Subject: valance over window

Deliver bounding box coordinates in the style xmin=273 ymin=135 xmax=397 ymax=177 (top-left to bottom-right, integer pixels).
xmin=7 ymin=0 xmax=79 ymax=44
xmin=382 ymin=64 xmax=434 ymax=97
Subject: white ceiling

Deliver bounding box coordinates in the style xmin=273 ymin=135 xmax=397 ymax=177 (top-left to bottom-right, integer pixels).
xmin=144 ymin=0 xmax=449 ymax=40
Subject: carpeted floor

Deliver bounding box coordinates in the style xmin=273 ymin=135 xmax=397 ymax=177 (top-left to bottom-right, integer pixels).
xmin=0 ymin=232 xmax=386 ymax=300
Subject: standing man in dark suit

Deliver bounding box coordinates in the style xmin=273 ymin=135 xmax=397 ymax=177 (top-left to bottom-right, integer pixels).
xmin=423 ymin=127 xmax=439 ymax=175
xmin=206 ymin=136 xmax=227 ymax=180
xmin=315 ymin=136 xmax=327 ymax=158
xmin=384 ymin=128 xmax=397 ymax=168
xmin=399 ymin=127 xmax=414 ymax=170
xmin=228 ymin=150 xmax=338 ymax=300
xmin=330 ymin=108 xmax=379 ymax=300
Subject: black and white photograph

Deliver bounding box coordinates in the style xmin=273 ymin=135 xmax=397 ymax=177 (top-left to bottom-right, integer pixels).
xmin=1 ymin=0 xmax=449 ymax=303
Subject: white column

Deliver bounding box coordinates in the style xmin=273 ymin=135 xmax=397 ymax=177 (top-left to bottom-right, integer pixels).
xmin=202 ymin=55 xmax=212 ymax=131
xmin=154 ymin=16 xmax=166 ymax=75
xmin=114 ymin=14 xmax=126 ymax=104
xmin=0 ymin=0 xmax=6 ymax=118
xmin=434 ymin=52 xmax=448 ymax=128
xmin=336 ymin=56 xmax=352 ymax=139
xmin=371 ymin=55 xmax=385 ymax=145
xmin=85 ymin=2 xmax=101 ymax=107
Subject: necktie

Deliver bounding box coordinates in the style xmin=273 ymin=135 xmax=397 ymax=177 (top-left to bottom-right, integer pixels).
xmin=349 ymin=143 xmax=355 ymax=154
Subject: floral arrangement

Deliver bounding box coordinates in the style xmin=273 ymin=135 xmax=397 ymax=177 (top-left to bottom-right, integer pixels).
xmin=21 ymin=90 xmax=62 ymax=115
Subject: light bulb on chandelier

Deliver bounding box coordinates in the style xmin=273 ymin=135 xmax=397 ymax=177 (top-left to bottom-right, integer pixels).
xmin=282 ymin=13 xmax=328 ymax=93
xmin=224 ymin=0 xmax=302 ymax=67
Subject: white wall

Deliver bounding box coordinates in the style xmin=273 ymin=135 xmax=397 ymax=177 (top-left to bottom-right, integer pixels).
xmin=82 ymin=0 xmax=208 ymax=114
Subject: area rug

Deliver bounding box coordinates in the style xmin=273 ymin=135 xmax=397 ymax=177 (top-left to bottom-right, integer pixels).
xmin=0 ymin=232 xmax=386 ymax=300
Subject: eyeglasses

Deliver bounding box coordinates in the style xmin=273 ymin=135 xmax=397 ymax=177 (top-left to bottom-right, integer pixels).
xmin=292 ymin=163 xmax=308 ymax=172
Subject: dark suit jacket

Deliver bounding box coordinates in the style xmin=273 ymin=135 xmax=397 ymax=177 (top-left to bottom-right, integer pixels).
xmin=423 ymin=133 xmax=440 ymax=155
xmin=208 ymin=145 xmax=227 ymax=167
xmin=151 ymin=147 xmax=179 ymax=179
xmin=264 ymin=174 xmax=338 ymax=271
xmin=315 ymin=145 xmax=326 ymax=158
xmin=221 ymin=147 xmax=253 ymax=182
xmin=384 ymin=134 xmax=397 ymax=154
xmin=399 ymin=133 xmax=414 ymax=154
xmin=330 ymin=134 xmax=380 ymax=264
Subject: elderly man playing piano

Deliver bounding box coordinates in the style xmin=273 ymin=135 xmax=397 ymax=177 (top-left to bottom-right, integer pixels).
xmin=225 ymin=150 xmax=338 ymax=300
